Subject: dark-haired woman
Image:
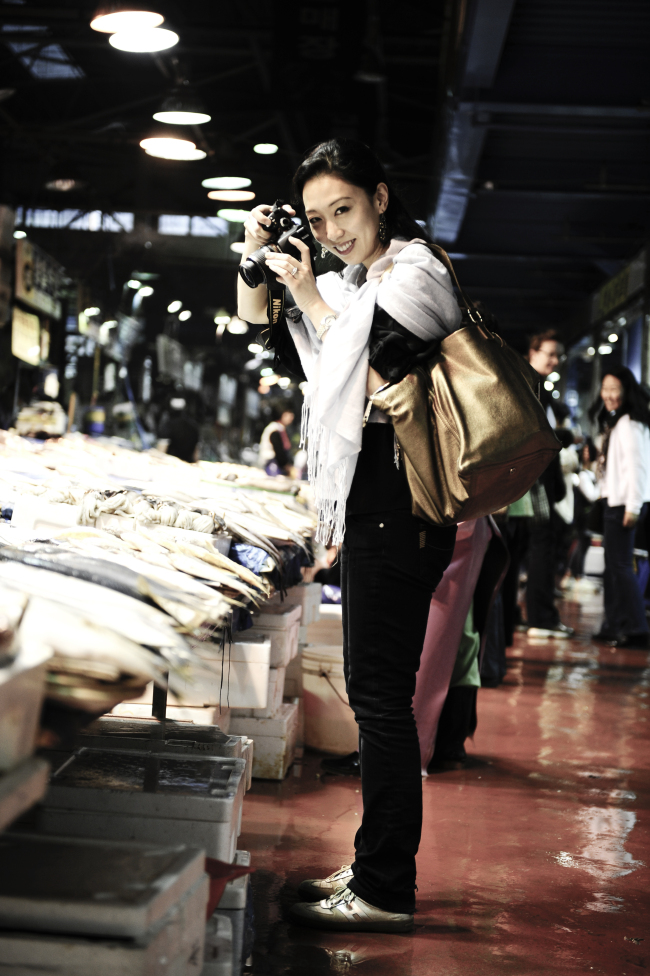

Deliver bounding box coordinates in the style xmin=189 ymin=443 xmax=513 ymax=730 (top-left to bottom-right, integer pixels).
xmin=590 ymin=367 xmax=650 ymax=649
xmin=238 ymin=139 xmax=462 ymax=932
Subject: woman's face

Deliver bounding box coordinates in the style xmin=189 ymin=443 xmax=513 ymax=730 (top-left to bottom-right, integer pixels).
xmin=303 ymin=173 xmax=388 ymax=269
xmin=601 ymin=375 xmax=624 ymax=413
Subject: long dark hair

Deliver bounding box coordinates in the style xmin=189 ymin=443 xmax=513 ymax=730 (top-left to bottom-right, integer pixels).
xmin=292 ymin=139 xmax=430 ymax=244
xmin=588 ymin=365 xmax=650 ymax=430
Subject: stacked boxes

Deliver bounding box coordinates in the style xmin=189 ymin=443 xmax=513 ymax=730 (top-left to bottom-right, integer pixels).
xmin=229 ymin=602 xmax=303 ymax=779
xmin=40 ymin=748 xmax=248 ymax=863
xmin=0 ymin=832 xmax=208 ymax=975
xmin=266 ymin=582 xmax=322 ymax=645
xmin=205 ymin=850 xmax=252 ymax=976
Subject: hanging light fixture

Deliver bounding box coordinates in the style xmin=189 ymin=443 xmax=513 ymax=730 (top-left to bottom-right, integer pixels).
xmin=153 ymin=90 xmax=211 ymax=125
xmin=207 ymin=189 xmax=255 ymax=202
xmin=253 ymin=143 xmax=278 ymax=155
xmin=216 ymin=209 xmax=250 ymax=223
xmin=109 ymin=27 xmax=178 ymax=52
xmin=140 ymin=136 xmax=206 ymax=160
xmin=202 ymin=176 xmax=251 ymax=190
xmin=90 ymin=5 xmax=164 ymax=32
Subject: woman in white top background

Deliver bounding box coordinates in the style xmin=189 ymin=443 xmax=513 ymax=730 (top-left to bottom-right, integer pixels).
xmin=590 ymin=366 xmax=650 ymax=648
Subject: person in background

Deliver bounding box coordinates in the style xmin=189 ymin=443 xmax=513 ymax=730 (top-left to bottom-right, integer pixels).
xmin=590 ymin=367 xmax=650 ymax=649
xmin=158 ymin=396 xmax=200 ymax=463
xmin=258 ymin=408 xmax=295 ymax=476
xmin=525 ymin=329 xmax=574 ymax=639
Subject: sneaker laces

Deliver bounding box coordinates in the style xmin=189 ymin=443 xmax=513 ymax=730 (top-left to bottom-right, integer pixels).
xmin=324 ymin=886 xmax=356 ymax=909
xmin=325 ymin=864 xmax=353 ymax=883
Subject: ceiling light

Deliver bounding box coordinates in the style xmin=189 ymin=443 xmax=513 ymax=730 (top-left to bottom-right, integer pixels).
xmin=617 ymin=316 xmax=626 ymax=326
xmin=608 ymin=334 xmax=618 ymax=342
xmin=544 ymin=380 xmax=554 ymax=391
xmin=45 ymin=178 xmax=80 ymax=192
xmin=154 ymin=110 xmax=210 ymax=124
xmin=548 ymin=371 xmax=561 ymax=382
xmin=13 ymin=230 xmax=26 ymax=239
xmin=277 ymin=377 xmax=291 ymax=389
xmin=587 ymin=346 xmax=595 ymax=356
xmin=84 ymin=306 xmax=101 ymax=316
xmin=227 ymin=317 xmax=248 ymax=335
xmin=138 ymin=285 xmax=154 ymax=297
xmin=127 ymin=279 xmax=140 ymax=289
xmin=552 ymin=390 xmax=560 ymax=399
xmin=260 ymin=367 xmax=274 ymax=377
xmin=153 ymin=91 xmax=210 ymax=125
xmin=202 ymin=177 xmax=251 ymax=190
xmin=140 ymin=137 xmax=206 ymax=161
xmin=248 ymin=343 xmax=263 ymax=354
xmin=90 ymin=8 xmax=164 ymax=33
xmin=265 ymin=374 xmax=279 ymax=386
xmin=178 ymin=309 xmax=192 ymax=321
xmin=207 ymin=189 xmax=255 ymax=202
xmin=213 ymin=308 xmax=231 ymax=325
xmin=230 ymin=242 xmax=246 ymax=254
xmin=217 ymin=209 xmax=250 ymax=223
xmin=109 ymin=27 xmax=178 ymax=52
xmin=167 ymin=300 xmax=182 ymax=313
xmin=598 ymin=344 xmax=612 ymax=355
xmin=254 ymin=143 xmax=278 ymax=155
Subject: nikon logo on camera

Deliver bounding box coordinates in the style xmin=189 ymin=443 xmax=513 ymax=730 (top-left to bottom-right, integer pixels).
xmin=271 ymin=297 xmax=283 ymax=325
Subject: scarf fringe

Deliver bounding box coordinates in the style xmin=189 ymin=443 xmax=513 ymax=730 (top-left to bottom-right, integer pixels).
xmin=301 ymin=396 xmax=348 ymax=546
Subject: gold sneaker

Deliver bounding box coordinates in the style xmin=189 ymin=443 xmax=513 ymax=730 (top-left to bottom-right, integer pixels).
xmin=298 ymin=864 xmax=354 ymax=901
xmin=290 ymin=886 xmax=414 ymax=933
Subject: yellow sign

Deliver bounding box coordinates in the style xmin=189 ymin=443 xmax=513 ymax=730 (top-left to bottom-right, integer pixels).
xmin=14 ymin=239 xmax=63 ymax=318
xmin=11 ymin=306 xmax=41 ymax=365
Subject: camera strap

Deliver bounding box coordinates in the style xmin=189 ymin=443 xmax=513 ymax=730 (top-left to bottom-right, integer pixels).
xmin=264 ymin=285 xmax=286 ymax=347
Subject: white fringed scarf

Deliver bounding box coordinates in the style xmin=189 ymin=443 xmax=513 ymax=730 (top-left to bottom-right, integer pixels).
xmin=286 ymin=239 xmax=462 ymax=545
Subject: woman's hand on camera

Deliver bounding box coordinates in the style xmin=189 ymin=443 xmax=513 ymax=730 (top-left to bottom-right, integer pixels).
xmin=244 ymin=204 xmax=295 ymax=247
xmin=265 ymin=237 xmax=321 ymax=315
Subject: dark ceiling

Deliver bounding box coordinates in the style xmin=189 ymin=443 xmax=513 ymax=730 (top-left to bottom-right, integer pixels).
xmin=0 ymin=0 xmax=648 ymax=350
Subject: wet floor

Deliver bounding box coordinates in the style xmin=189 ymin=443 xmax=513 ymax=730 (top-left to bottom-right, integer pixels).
xmin=239 ymin=589 xmax=649 ymax=975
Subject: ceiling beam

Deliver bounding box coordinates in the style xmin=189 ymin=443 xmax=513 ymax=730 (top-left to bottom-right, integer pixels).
xmin=431 ymin=0 xmax=517 ymax=244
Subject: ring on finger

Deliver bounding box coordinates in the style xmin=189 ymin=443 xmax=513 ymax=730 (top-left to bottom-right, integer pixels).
xmin=290 ymin=266 xmax=298 ymax=277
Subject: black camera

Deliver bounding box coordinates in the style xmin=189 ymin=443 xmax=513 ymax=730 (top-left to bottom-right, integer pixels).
xmin=238 ymin=200 xmax=315 ymax=289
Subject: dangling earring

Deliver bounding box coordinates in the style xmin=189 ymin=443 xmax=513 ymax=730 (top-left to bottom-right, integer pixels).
xmin=321 ymin=245 xmax=328 ymax=259
xmin=378 ymin=212 xmax=388 ymax=243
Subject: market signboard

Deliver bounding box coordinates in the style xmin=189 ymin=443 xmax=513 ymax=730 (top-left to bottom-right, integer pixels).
xmin=12 ymin=306 xmax=41 ymax=365
xmin=15 ymin=238 xmax=63 ymax=319
xmin=590 ymin=248 xmax=646 ymax=323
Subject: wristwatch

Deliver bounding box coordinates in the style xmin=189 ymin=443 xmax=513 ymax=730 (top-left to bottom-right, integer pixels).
xmin=317 ymin=313 xmax=337 ymax=341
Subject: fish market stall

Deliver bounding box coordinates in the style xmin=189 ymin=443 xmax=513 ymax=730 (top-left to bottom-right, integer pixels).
xmin=0 ymin=430 xmax=320 ymax=975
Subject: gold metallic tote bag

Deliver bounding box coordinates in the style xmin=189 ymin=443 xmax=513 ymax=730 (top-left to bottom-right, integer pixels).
xmin=369 ymin=245 xmax=560 ymax=526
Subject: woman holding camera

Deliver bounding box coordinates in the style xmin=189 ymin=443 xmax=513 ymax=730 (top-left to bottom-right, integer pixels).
xmin=238 ymin=139 xmax=462 ymax=932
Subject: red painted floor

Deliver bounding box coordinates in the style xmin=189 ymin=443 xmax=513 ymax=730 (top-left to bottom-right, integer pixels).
xmin=240 ymin=590 xmax=650 ymax=975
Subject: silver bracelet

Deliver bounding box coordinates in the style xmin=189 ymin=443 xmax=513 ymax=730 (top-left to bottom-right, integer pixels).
xmin=317 ymin=313 xmax=337 ymax=341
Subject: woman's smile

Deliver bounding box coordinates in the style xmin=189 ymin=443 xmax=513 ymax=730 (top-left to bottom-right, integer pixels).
xmin=333 ymin=239 xmax=356 ymax=256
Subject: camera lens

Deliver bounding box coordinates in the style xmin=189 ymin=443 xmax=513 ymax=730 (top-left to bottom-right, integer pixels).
xmin=238 ymin=259 xmax=266 ymax=289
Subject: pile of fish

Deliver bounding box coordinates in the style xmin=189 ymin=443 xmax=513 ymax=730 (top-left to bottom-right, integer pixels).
xmin=0 ymin=430 xmax=317 ymax=715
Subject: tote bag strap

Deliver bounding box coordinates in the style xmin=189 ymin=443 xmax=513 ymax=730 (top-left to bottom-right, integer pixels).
xmin=423 ymin=242 xmax=490 ymax=331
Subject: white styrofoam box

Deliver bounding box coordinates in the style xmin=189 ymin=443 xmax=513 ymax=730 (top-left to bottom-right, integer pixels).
xmin=584 ymin=544 xmax=605 ymax=576
xmin=230 ymin=701 xmax=298 ymax=780
xmin=0 ymin=639 xmax=51 ymax=773
xmin=241 ymin=738 xmax=253 ymax=792
xmin=0 ymin=832 xmax=206 ymax=939
xmin=0 ymin=756 xmax=50 ymax=833
xmin=231 ymin=666 xmax=285 ymax=720
xmin=77 ymin=715 xmax=246 ymax=760
xmin=248 ymin=603 xmax=302 ymax=667
xmin=40 ymin=749 xmax=247 ymax=863
xmin=218 ymin=850 xmax=251 ymax=911
xmin=171 ymin=635 xmax=271 ymax=709
xmin=267 ymin=583 xmax=322 ymax=627
xmin=0 ymin=873 xmax=208 ymax=976
xmin=207 ymin=851 xmax=251 ymax=976
xmin=298 ymin=624 xmax=309 ymax=645
xmin=284 ymin=652 xmax=303 ymax=699
xmin=10 ymin=496 xmax=82 ymax=533
xmin=111 ymin=700 xmax=225 ymax=728
xmin=302 ymin=644 xmax=358 ymax=756
xmin=202 ymin=912 xmax=233 ymax=976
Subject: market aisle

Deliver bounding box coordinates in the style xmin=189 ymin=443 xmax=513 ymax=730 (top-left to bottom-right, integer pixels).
xmin=239 ymin=590 xmax=649 ymax=975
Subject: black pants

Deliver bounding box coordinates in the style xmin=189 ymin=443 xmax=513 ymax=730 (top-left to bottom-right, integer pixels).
xmin=603 ymin=502 xmax=649 ymax=637
xmin=526 ymin=512 xmax=562 ymax=629
xmin=341 ymin=510 xmax=456 ymax=914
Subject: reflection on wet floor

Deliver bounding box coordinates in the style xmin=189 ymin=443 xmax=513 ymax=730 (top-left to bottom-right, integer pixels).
xmin=240 ymin=589 xmax=649 ymax=975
